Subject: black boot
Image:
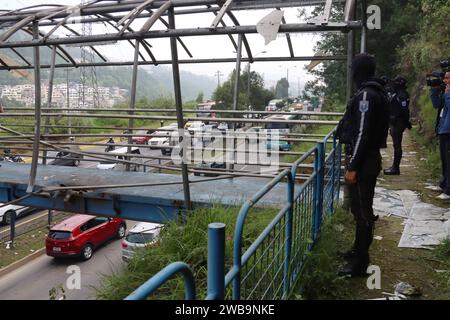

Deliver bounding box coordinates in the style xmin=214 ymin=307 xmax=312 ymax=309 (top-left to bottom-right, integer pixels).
xmin=338 ymin=248 xmax=357 ymax=261
xmin=339 ymin=254 xmax=370 ymax=277
xmin=384 ymin=166 xmax=400 ymax=175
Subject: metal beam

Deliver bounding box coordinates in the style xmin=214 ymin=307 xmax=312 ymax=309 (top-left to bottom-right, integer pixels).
xmin=27 ymin=21 xmax=42 ymax=193
xmin=280 ymin=14 xmax=294 ymax=58
xmin=0 ymin=23 xmax=362 ymax=49
xmin=226 ymin=11 xmax=253 ymax=63
xmin=0 ymin=55 xmax=347 ymax=71
xmin=127 ymin=40 xmax=140 ymax=171
xmin=42 ymin=45 xmax=57 ymax=165
xmin=9 ymin=48 xmax=31 ymax=66
xmin=118 ymin=0 xmax=156 ymax=37
xmin=168 ymin=6 xmax=192 ymax=211
xmin=0 ymin=15 xmax=35 ymax=42
xmin=140 ymin=0 xmax=172 ymax=33
xmin=0 ymin=1 xmax=337 ymax=23
xmin=100 ymin=13 xmax=155 ymax=63
xmin=210 ymin=0 xmax=233 ymax=29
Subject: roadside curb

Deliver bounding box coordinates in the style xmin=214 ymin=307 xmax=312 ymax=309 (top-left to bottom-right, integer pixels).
xmin=0 ymin=247 xmax=45 ymax=278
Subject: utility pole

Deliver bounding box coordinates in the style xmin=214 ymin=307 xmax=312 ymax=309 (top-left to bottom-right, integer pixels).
xmin=214 ymin=70 xmax=223 ymax=89
xmin=247 ymin=63 xmax=251 ymax=107
xmin=67 ymin=67 xmax=71 ymax=136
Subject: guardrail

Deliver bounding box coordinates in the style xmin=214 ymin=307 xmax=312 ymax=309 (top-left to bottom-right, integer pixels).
xmin=125 ymin=128 xmax=341 ymax=300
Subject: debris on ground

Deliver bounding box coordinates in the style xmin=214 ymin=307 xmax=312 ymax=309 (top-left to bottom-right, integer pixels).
xmin=372 ymin=187 xmax=450 ymax=249
xmin=394 ymin=282 xmax=422 ymax=297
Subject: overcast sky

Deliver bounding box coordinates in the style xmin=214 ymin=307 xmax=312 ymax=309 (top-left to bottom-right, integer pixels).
xmin=1 ymin=1 xmax=324 ymax=92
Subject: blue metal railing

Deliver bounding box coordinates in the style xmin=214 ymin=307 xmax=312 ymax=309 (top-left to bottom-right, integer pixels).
xmin=124 ymin=262 xmax=196 ymax=300
xmin=125 ymin=129 xmax=341 ymax=300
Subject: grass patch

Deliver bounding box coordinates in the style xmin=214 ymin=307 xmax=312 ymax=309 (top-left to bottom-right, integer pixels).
xmin=95 ymin=204 xmax=280 ymax=300
xmin=292 ymin=207 xmax=354 ymax=300
xmin=0 ymin=211 xmax=72 ymax=268
xmin=431 ymin=238 xmax=450 ymax=299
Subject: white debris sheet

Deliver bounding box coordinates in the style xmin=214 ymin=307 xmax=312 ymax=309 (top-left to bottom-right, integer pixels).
xmin=372 ymin=187 xmax=450 ymax=249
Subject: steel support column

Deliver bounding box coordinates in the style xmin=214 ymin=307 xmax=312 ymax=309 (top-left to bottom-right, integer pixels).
xmin=127 ymin=40 xmax=140 ymax=172
xmin=360 ymin=0 xmax=367 ymax=53
xmin=27 ymin=20 xmax=42 ymax=193
xmin=42 ymin=46 xmax=56 ymax=165
xmin=168 ymin=7 xmax=192 ymax=211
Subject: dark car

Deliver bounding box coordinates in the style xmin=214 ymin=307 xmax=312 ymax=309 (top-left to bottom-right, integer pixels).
xmin=193 ymin=162 xmax=227 ymax=177
xmin=49 ymin=145 xmax=83 ymax=167
xmin=46 ymin=214 xmax=126 ymax=260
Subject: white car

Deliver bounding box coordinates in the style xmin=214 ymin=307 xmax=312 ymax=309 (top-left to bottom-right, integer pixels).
xmin=97 ymin=147 xmax=141 ymax=171
xmin=0 ymin=204 xmax=32 ymax=225
xmin=121 ymin=222 xmax=164 ymax=262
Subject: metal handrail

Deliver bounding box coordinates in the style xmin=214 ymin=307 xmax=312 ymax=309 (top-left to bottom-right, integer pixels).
xmin=125 ymin=262 xmax=196 ymax=300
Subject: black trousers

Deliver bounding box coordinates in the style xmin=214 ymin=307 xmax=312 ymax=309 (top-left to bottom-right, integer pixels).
xmin=439 ymin=134 xmax=450 ymax=194
xmin=390 ymin=124 xmax=406 ymax=168
xmin=347 ymin=150 xmax=381 ymax=262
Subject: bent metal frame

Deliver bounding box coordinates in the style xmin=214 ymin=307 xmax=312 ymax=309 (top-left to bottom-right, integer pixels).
xmin=0 ymin=0 xmax=365 ymax=221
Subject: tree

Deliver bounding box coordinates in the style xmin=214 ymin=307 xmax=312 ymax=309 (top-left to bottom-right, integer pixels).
xmin=302 ymin=1 xmax=423 ymax=110
xmin=195 ymin=92 xmax=204 ymax=103
xmin=275 ymin=78 xmax=289 ymax=99
xmin=212 ymin=69 xmax=274 ymax=113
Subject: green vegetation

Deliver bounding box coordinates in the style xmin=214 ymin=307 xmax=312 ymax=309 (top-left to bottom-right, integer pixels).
xmin=275 ymin=78 xmax=289 ymax=99
xmin=293 ymin=208 xmax=353 ymax=300
xmin=213 ymin=66 xmax=274 ymax=111
xmin=432 ymin=238 xmax=450 ymax=299
xmin=95 ymin=205 xmax=279 ymax=300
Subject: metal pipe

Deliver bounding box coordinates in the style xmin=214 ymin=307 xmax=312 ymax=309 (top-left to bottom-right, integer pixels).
xmin=0 ymin=23 xmax=362 ymax=49
xmin=360 ymin=0 xmax=367 ymax=53
xmin=169 ymin=6 xmax=192 ymax=210
xmin=1 ymin=1 xmax=341 ymax=23
xmin=42 ymin=45 xmax=56 ymax=165
xmin=0 ymin=56 xmax=347 ymax=70
xmin=27 ymin=20 xmax=41 ymax=193
xmin=0 ymin=113 xmax=340 ymax=125
xmin=206 ymin=222 xmax=226 ymax=300
xmin=2 ymin=107 xmax=343 ymax=116
xmin=232 ymin=34 xmax=243 ymax=130
xmin=127 ymin=40 xmax=140 ymax=171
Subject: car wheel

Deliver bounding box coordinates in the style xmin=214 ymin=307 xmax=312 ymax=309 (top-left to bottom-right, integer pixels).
xmin=2 ymin=210 xmax=16 ymax=225
xmin=117 ymin=223 xmax=126 ymax=239
xmin=81 ymin=244 xmax=93 ymax=260
xmin=74 ymin=159 xmax=80 ymax=167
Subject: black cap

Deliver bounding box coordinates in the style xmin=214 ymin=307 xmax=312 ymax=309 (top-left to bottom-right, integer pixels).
xmin=393 ymin=75 xmax=407 ymax=88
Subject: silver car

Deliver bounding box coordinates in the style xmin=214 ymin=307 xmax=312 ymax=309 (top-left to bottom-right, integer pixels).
xmin=121 ymin=222 xmax=164 ymax=262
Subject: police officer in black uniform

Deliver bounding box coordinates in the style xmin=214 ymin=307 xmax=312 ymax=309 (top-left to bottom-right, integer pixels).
xmin=337 ymin=54 xmax=389 ymax=277
xmin=384 ymin=76 xmax=412 ymax=175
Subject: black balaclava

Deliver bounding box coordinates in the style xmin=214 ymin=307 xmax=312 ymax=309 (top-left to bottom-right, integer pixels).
xmin=352 ymin=54 xmax=376 ymax=88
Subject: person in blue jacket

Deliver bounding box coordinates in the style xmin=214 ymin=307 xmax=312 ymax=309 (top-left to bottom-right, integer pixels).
xmin=431 ymin=71 xmax=450 ymax=199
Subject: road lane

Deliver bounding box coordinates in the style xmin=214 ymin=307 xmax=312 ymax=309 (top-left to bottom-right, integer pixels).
xmin=0 ymin=220 xmax=138 ymax=300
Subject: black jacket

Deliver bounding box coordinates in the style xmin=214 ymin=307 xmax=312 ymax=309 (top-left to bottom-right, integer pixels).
xmin=338 ymin=80 xmax=390 ymax=171
xmin=389 ymin=88 xmax=410 ymax=128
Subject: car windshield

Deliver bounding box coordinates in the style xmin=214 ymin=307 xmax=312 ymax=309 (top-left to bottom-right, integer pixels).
xmin=48 ymin=230 xmax=71 ymax=240
xmin=125 ymin=232 xmax=156 ymax=244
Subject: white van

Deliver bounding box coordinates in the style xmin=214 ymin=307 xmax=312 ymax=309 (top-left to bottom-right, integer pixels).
xmin=97 ymin=147 xmax=141 ymax=171
xmin=148 ymin=125 xmax=177 ymax=149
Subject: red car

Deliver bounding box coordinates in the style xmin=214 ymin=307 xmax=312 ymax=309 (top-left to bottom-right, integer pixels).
xmin=46 ymin=214 xmax=126 ymax=260
xmin=132 ymin=130 xmax=153 ymax=145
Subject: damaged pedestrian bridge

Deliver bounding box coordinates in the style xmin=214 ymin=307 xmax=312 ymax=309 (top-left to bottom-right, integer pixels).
xmin=0 ymin=0 xmax=362 ymax=300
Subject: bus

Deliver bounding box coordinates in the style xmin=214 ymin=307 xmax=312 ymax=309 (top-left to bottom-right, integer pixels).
xmin=263 ymin=114 xmax=298 ymax=135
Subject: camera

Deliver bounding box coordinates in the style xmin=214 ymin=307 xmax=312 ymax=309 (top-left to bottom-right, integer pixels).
xmin=426 ymin=58 xmax=450 ymax=89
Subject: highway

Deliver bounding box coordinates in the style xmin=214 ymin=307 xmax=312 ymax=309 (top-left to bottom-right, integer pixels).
xmin=0 ymin=220 xmax=138 ymax=300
